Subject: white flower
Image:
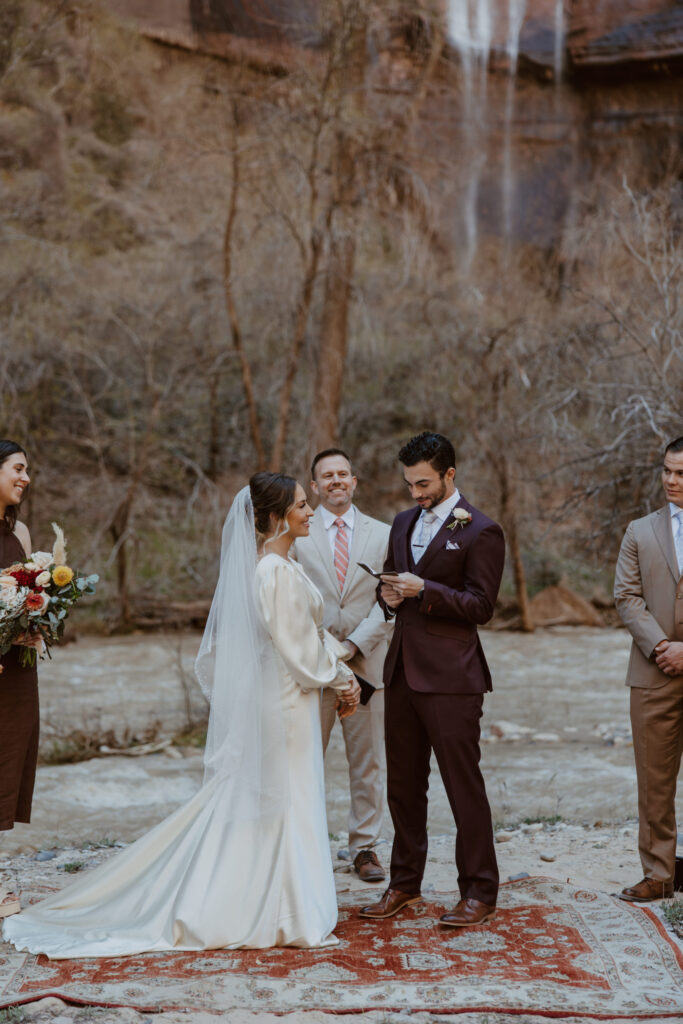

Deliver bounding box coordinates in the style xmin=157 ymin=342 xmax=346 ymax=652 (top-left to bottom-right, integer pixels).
xmin=0 ymin=575 xmax=17 ymax=589
xmin=452 ymin=508 xmax=471 ymax=521
xmin=24 ymin=561 xmax=38 ymax=570
xmin=31 ymin=551 xmax=54 ymax=570
xmin=35 ymin=570 xmax=52 ymax=587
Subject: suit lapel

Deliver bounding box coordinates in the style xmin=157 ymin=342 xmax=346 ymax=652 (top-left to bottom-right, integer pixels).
xmin=310 ymin=511 xmax=340 ymax=595
xmin=342 ymin=508 xmax=369 ymax=595
xmin=416 ymin=497 xmax=472 ymax=576
xmin=403 ymin=508 xmax=422 ymax=572
xmin=652 ymin=506 xmax=680 ymax=583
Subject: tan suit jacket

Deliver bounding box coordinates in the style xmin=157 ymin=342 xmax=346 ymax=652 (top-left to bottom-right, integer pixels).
xmin=294 ymin=507 xmax=392 ymax=688
xmin=614 ymin=505 xmax=683 ymax=688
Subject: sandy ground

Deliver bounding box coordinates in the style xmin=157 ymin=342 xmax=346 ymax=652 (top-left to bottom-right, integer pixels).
xmin=2 ymin=627 xmax=683 ymax=1023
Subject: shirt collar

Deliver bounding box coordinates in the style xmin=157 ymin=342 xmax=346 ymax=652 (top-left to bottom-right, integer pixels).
xmin=425 ymin=488 xmax=461 ymax=524
xmin=320 ymin=504 xmax=355 ymax=530
xmin=670 ymin=502 xmax=683 ymax=519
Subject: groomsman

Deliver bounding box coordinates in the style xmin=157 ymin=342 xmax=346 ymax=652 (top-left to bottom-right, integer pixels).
xmin=360 ymin=431 xmax=505 ymax=926
xmin=295 ymin=449 xmax=392 ymax=882
xmin=614 ymin=436 xmax=683 ymax=903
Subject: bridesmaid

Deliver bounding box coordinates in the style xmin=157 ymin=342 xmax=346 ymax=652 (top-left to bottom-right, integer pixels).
xmin=0 ymin=440 xmax=40 ymax=919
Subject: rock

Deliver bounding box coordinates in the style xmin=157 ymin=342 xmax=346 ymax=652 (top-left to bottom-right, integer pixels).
xmin=523 ymin=822 xmax=544 ymax=833
xmin=540 ymin=853 xmax=556 ymax=862
xmin=532 ymin=732 xmax=560 ymax=742
xmin=508 ymin=872 xmax=531 ymax=881
xmin=529 ymin=585 xmax=604 ymax=628
xmin=495 ymin=832 xmax=515 ymax=843
xmin=337 ymin=848 xmax=350 ymax=861
xmin=489 ymin=720 xmax=533 ymax=740
xmin=34 ymin=850 xmax=57 ymax=862
xmin=20 ymin=997 xmax=68 ymax=1016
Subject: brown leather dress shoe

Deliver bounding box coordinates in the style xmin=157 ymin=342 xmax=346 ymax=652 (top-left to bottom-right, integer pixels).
xmin=619 ymin=877 xmax=674 ymax=903
xmin=359 ymin=887 xmax=422 ymax=919
xmin=353 ymin=850 xmax=386 ymax=883
xmin=439 ymin=898 xmax=496 ymax=927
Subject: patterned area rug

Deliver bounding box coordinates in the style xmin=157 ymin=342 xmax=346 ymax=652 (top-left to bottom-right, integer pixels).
xmin=1 ymin=878 xmax=682 ymax=1017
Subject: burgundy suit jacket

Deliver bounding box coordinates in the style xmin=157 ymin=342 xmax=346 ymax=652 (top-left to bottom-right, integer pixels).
xmin=379 ymin=497 xmax=505 ymax=693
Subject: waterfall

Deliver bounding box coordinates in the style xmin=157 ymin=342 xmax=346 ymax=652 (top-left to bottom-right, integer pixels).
xmin=554 ymin=0 xmax=565 ymax=82
xmin=446 ymin=0 xmax=496 ymax=268
xmin=447 ymin=0 xmax=527 ymax=262
xmin=502 ymin=0 xmax=526 ymax=247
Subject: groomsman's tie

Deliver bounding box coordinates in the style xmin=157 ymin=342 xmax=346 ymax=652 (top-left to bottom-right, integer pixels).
xmin=673 ymin=508 xmax=683 ymax=577
xmin=334 ymin=518 xmax=349 ymax=589
xmin=412 ymin=509 xmax=438 ymax=563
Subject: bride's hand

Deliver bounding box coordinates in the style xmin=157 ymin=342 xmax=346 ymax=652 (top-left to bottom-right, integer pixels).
xmin=336 ymin=677 xmax=360 ymax=718
xmin=13 ymin=632 xmax=45 ymax=652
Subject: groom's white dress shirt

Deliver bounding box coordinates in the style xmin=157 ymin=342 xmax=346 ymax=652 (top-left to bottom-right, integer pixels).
xmin=410 ymin=488 xmax=461 ymax=564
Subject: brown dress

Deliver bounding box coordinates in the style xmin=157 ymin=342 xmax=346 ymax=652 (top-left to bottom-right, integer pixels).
xmin=0 ymin=519 xmax=39 ymax=831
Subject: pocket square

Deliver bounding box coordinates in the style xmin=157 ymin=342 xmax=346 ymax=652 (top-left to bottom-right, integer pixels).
xmin=446 ymin=539 xmax=460 ymax=551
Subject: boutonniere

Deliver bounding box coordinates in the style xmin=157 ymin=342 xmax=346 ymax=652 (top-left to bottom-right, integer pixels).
xmin=446 ymin=508 xmax=472 ymax=531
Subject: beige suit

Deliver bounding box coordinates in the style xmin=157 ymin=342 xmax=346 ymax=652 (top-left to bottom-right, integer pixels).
xmin=614 ymin=505 xmax=683 ymax=882
xmin=295 ymin=507 xmax=392 ymax=856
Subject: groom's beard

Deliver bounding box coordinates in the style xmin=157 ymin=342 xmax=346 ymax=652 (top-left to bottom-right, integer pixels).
xmin=420 ymin=481 xmax=447 ymax=510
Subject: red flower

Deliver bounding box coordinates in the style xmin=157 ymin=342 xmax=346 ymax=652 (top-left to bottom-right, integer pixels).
xmin=10 ymin=568 xmax=40 ymax=588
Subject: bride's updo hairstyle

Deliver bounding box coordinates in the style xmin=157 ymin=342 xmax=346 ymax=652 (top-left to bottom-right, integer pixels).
xmin=249 ymin=471 xmax=298 ymax=547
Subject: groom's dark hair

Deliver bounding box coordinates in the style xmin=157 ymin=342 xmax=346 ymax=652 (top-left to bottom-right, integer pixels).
xmin=399 ymin=432 xmax=455 ymax=478
xmin=665 ymin=437 xmax=683 ymax=455
xmin=311 ymin=447 xmax=352 ymax=479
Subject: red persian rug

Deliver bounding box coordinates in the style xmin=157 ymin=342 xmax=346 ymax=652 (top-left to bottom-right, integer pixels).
xmin=2 ymin=878 xmax=683 ymax=1017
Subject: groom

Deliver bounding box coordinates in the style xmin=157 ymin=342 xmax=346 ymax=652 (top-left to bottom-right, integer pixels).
xmin=360 ymin=432 xmax=505 ymax=927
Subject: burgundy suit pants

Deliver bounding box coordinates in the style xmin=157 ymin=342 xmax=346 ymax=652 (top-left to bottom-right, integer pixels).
xmin=385 ymin=659 xmax=498 ymax=905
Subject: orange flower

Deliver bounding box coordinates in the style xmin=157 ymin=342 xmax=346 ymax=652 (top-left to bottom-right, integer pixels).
xmin=52 ymin=565 xmax=74 ymax=587
xmin=26 ymin=591 xmax=49 ymax=613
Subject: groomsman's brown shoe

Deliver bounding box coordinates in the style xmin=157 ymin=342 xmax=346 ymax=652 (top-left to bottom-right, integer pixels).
xmin=440 ymin=898 xmax=496 ymax=927
xmin=619 ymin=877 xmax=674 ymax=903
xmin=353 ymin=850 xmax=386 ymax=883
xmin=359 ymin=887 xmax=422 ymax=919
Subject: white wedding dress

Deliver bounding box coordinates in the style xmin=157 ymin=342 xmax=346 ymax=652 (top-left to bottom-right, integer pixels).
xmin=4 ymin=552 xmax=353 ymax=958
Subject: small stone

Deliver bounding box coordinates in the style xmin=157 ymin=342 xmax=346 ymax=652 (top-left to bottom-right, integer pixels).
xmin=508 ymin=872 xmax=530 ymax=881
xmin=21 ymin=997 xmax=68 ymax=1016
xmin=523 ymin=823 xmax=544 ymax=834
xmin=34 ymin=850 xmax=57 ymax=862
xmin=531 ymin=732 xmax=560 ymax=742
xmin=540 ymin=853 xmax=556 ymax=862
xmin=495 ymin=832 xmax=515 ymax=843
xmin=337 ymin=848 xmax=350 ymax=860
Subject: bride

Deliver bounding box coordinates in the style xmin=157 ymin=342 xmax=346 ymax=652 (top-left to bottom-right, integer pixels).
xmin=4 ymin=472 xmax=360 ymax=957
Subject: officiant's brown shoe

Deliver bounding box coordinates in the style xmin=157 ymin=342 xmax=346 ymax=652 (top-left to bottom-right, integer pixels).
xmin=619 ymin=877 xmax=674 ymax=903
xmin=359 ymin=887 xmax=422 ymax=919
xmin=439 ymin=898 xmax=496 ymax=927
xmin=353 ymin=850 xmax=386 ymax=883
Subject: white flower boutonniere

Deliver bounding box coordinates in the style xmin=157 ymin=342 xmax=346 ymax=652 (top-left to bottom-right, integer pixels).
xmin=446 ymin=508 xmax=473 ymax=531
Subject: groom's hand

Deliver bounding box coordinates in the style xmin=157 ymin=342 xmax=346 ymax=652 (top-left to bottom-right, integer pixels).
xmin=382 ymin=572 xmax=424 ymax=599
xmin=380 ymin=582 xmax=404 ymax=608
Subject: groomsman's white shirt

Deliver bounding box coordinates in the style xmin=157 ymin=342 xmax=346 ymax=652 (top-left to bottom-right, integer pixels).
xmin=321 ymin=504 xmax=356 ymax=556
xmin=670 ymin=502 xmax=683 ymax=576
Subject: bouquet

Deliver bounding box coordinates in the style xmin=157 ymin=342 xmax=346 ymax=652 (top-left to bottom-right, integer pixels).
xmin=0 ymin=523 xmax=99 ymax=667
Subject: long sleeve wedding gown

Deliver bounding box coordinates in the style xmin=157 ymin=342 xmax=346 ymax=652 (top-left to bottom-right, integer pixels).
xmin=4 ymin=553 xmax=353 ymax=958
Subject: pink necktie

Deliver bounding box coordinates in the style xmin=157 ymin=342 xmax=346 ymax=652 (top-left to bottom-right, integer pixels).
xmin=334 ymin=518 xmax=349 ymax=590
